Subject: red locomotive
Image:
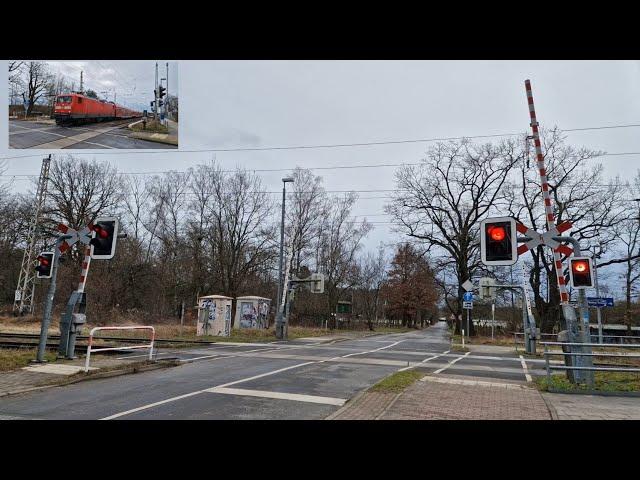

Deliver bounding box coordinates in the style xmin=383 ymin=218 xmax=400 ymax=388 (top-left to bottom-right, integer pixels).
xmin=54 ymin=93 xmax=141 ymax=125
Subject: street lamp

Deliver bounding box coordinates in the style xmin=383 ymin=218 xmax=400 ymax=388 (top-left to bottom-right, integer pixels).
xmin=275 ymin=176 xmax=294 ymax=340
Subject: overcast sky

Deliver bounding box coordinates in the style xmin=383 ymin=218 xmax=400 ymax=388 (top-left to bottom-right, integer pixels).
xmin=9 ymin=60 xmax=177 ymax=111
xmin=2 ymin=60 xmax=639 ymax=295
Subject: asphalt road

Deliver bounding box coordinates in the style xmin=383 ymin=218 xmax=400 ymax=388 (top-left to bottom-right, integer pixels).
xmin=0 ymin=322 xmax=546 ymax=420
xmin=8 ymin=119 xmax=177 ymax=149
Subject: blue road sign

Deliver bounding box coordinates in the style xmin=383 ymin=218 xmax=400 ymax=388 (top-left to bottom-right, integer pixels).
xmin=463 ymin=292 xmax=473 ymax=302
xmin=587 ymin=297 xmax=614 ymax=307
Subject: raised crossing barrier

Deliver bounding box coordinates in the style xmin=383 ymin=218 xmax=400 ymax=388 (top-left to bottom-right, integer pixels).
xmin=85 ymin=326 xmax=155 ymax=372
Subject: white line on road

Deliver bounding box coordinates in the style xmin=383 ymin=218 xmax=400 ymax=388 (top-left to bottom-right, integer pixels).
xmin=339 ymin=339 xmax=406 ymax=358
xmin=205 ymin=387 xmax=346 ymax=406
xmin=101 ymin=332 xmax=419 ymax=419
xmin=433 ymin=351 xmax=471 ymax=374
xmin=397 ymin=349 xmax=451 ymax=372
xmin=100 ymin=390 xmax=206 ymax=420
xmin=215 ymin=362 xmax=315 ymax=389
xmin=519 ymin=355 xmax=533 ymax=382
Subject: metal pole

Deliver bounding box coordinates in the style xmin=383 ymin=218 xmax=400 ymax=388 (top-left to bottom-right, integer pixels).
xmin=180 ymin=300 xmax=185 ymax=334
xmin=553 ymin=236 xmax=594 ymax=385
xmin=35 ymin=240 xmax=64 ymax=362
xmin=466 ymin=309 xmax=470 ymax=339
xmin=522 ymin=289 xmax=530 ymax=354
xmin=592 ymin=249 xmax=603 ymax=344
xmin=275 ymin=182 xmax=286 ymax=339
xmin=491 ymin=302 xmax=495 ymax=339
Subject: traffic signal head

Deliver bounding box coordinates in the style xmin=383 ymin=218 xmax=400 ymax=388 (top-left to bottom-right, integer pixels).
xmin=90 ymin=217 xmax=119 ymax=259
xmin=158 ymin=86 xmax=166 ymax=98
xmin=35 ymin=252 xmax=54 ymax=278
xmin=480 ymin=216 xmax=518 ymax=266
xmin=569 ymin=257 xmax=593 ymax=289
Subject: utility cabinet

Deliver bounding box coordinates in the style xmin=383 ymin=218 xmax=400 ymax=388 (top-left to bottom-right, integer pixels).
xmin=197 ymin=295 xmax=233 ymax=337
xmin=235 ymin=296 xmax=272 ymax=329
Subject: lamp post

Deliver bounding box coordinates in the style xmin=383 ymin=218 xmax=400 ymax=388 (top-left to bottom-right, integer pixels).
xmin=275 ymin=176 xmax=294 ymax=340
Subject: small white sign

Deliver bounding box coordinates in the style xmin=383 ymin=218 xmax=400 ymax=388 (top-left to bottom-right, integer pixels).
xmin=462 ymin=279 xmax=474 ymax=292
xmin=463 ymin=301 xmax=473 ymax=310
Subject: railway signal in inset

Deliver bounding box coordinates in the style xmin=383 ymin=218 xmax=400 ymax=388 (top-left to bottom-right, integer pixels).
xmin=569 ymin=257 xmax=594 ymax=289
xmin=35 ymin=252 xmax=54 ymax=278
xmin=89 ymin=217 xmax=119 ymax=260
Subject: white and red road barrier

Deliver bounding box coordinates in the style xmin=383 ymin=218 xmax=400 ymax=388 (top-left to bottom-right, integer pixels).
xmin=525 ymin=79 xmax=571 ymax=305
xmin=84 ymin=326 xmax=155 ymax=372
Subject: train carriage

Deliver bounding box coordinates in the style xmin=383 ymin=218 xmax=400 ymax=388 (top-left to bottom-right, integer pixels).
xmin=54 ymin=93 xmax=141 ymax=125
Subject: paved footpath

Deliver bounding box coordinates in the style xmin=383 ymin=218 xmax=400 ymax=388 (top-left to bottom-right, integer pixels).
xmin=332 ymin=374 xmax=552 ymax=420
xmin=542 ymin=392 xmax=640 ymax=420
xmin=330 ymin=323 xmax=640 ymax=420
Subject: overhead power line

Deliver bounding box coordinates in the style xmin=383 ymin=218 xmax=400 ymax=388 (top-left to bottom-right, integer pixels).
xmin=2 ymin=123 xmax=640 ymax=162
xmin=3 ymin=150 xmax=640 ymax=181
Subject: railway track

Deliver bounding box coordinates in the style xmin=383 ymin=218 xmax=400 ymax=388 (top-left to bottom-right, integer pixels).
xmin=0 ymin=332 xmax=216 ymax=352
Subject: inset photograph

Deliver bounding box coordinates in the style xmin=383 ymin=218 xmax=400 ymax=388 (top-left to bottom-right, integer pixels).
xmin=8 ymin=60 xmax=178 ymax=149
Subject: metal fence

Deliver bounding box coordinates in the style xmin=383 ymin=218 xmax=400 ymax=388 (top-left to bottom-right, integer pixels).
xmin=541 ymin=341 xmax=640 ymax=386
xmin=84 ymin=326 xmax=155 ymax=372
xmin=514 ymin=332 xmax=640 ymax=351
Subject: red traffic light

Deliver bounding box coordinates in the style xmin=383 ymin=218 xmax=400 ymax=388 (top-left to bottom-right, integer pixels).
xmin=487 ymin=226 xmax=506 ymax=241
xmin=480 ymin=217 xmax=517 ymax=266
xmin=572 ymin=260 xmax=588 ymax=273
xmin=93 ymin=226 xmax=108 ymax=238
xmin=38 ymin=256 xmax=50 ymax=266
xmin=569 ymin=257 xmax=593 ymax=289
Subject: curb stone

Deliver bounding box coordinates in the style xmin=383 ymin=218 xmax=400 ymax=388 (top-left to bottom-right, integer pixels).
xmin=325 ymin=389 xmax=370 ymax=420
xmin=0 ymin=360 xmax=179 ymax=399
xmin=540 ymin=393 xmax=559 ymax=420
xmin=374 ymin=391 xmax=403 ymax=420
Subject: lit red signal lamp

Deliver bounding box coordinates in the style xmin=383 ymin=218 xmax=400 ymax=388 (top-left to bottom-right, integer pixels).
xmin=487 ymin=225 xmax=506 ymax=242
xmin=569 ymin=257 xmax=593 ymax=289
xmin=480 ymin=217 xmax=517 ymax=266
xmin=35 ymin=251 xmax=54 ymax=278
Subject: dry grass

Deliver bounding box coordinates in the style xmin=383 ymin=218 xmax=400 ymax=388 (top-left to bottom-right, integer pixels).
xmin=131 ymin=120 xmax=168 ymax=133
xmin=0 ymin=348 xmax=56 ymax=372
xmin=0 ymin=315 xmax=412 ymax=343
xmin=369 ymin=370 xmax=425 ymax=393
xmin=536 ymin=372 xmax=640 ymax=393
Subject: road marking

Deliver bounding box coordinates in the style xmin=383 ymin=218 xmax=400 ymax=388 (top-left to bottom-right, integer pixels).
xmin=101 ymin=331 xmax=420 ymax=419
xmin=205 ymin=387 xmax=347 ymax=406
xmin=100 ymin=391 xmax=206 ymax=420
xmin=179 ymin=354 xmax=221 ymax=362
xmin=340 ymin=339 xmax=406 ymax=358
xmin=215 ymin=362 xmax=315 ymax=389
xmin=77 ymin=141 xmax=116 ymax=149
xmin=519 ymin=355 xmax=533 ymax=382
xmin=433 ymin=351 xmax=471 ymax=374
xmin=9 ymin=127 xmax=66 ymax=137
xmin=397 ymin=349 xmax=451 ymax=372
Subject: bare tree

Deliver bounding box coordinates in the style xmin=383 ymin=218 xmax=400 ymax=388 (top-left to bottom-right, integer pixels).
xmin=598 ymin=171 xmax=640 ymax=333
xmin=387 ymin=139 xmax=521 ymax=335
xmin=286 ymin=167 xmax=326 ymax=275
xmin=317 ymin=192 xmax=372 ymax=325
xmin=43 ymin=155 xmax=123 ymax=261
xmin=355 ymin=244 xmax=388 ymax=330
xmin=22 ymin=61 xmax=52 ymax=116
xmin=203 ymin=165 xmax=276 ymax=304
xmin=509 ymin=128 xmax=628 ymax=332
xmin=146 ymin=171 xmax=191 ymax=316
